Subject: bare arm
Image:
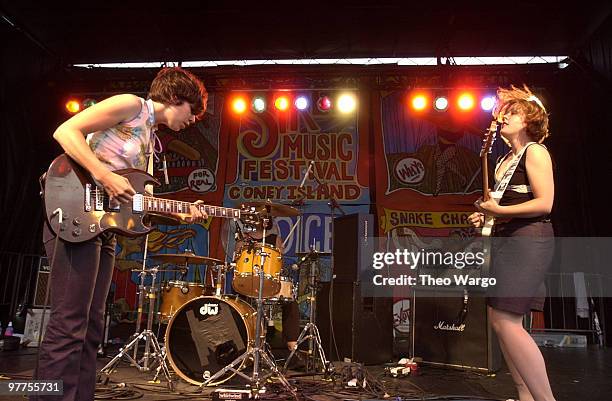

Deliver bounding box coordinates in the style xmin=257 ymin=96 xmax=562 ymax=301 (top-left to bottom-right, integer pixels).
xmin=53 ymin=94 xmax=142 ymax=202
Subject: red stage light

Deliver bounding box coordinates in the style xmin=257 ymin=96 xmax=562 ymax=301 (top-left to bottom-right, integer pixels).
xmin=65 ymin=99 xmax=81 ymax=114
xmin=457 ymin=92 xmax=476 ymax=111
xmin=317 ymin=96 xmax=332 ymax=111
xmin=411 ymin=94 xmax=428 ymax=111
xmin=231 ymin=97 xmax=247 ymax=114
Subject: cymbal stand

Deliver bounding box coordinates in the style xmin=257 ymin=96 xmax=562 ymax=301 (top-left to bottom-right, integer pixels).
xmin=98 ymin=262 xmax=173 ymax=390
xmin=202 ymin=216 xmax=295 ymax=396
xmin=284 ymin=251 xmax=332 ymax=375
xmin=282 ymin=160 xmax=314 ymax=252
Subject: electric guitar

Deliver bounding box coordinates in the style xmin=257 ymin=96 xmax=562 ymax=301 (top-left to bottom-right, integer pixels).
xmin=42 ymin=154 xmax=259 ymax=243
xmin=479 ymin=115 xmax=503 ymax=237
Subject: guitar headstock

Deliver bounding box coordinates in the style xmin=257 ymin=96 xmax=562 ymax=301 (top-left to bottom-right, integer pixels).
xmin=480 ymin=114 xmax=503 ymax=158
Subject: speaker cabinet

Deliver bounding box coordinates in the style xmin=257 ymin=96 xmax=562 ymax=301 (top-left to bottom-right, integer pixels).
xmin=317 ymin=282 xmax=393 ymax=364
xmin=332 ymin=213 xmax=373 ymax=283
xmin=411 ymin=288 xmax=501 ymax=372
xmin=33 ymin=257 xmax=51 ymax=307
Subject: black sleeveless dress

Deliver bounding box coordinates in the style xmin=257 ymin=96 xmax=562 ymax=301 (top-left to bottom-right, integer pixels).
xmin=486 ymin=144 xmax=554 ymax=315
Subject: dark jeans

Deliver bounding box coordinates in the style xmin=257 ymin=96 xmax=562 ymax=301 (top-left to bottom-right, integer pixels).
xmin=32 ymin=223 xmax=116 ymax=401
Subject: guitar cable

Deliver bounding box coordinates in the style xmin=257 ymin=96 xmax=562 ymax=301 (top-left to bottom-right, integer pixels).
xmin=33 ymin=208 xmax=63 ymax=380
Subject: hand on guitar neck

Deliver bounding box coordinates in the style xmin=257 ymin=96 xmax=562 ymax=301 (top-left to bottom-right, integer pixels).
xmin=175 ymin=200 xmax=209 ymax=224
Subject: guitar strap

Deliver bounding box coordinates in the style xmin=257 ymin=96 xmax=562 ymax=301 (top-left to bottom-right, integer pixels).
xmin=144 ymin=99 xmax=157 ymax=194
xmin=491 ymin=142 xmax=536 ymax=201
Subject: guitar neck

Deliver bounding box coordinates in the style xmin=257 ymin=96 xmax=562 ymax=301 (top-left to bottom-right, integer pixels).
xmin=482 ymin=154 xmax=490 ymax=201
xmin=142 ymin=196 xmax=241 ymax=219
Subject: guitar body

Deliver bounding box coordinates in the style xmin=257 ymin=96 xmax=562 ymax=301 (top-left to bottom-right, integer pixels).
xmin=43 ymin=154 xmax=159 ymax=243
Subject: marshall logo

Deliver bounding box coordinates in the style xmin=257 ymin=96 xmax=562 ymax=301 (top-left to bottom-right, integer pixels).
xmin=200 ymin=304 xmax=219 ymax=316
xmin=433 ymin=321 xmax=466 ymax=332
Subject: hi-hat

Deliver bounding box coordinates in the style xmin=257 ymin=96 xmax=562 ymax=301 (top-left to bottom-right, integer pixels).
xmin=295 ymin=250 xmax=331 ymax=258
xmin=151 ymin=252 xmax=223 ymax=265
xmin=241 ymin=200 xmax=300 ymax=217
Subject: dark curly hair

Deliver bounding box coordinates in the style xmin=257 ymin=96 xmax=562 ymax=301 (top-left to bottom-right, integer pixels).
xmin=148 ymin=67 xmax=208 ymax=119
xmin=494 ymin=84 xmax=550 ymax=143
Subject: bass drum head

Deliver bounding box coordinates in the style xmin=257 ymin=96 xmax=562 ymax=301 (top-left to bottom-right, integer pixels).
xmin=165 ymin=296 xmax=256 ymax=385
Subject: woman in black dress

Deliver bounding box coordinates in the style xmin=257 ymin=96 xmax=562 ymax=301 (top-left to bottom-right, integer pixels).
xmin=469 ymin=85 xmax=556 ymax=401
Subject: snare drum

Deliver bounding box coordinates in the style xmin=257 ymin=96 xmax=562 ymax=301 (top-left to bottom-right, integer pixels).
xmin=159 ymin=281 xmax=205 ymax=321
xmin=232 ymin=243 xmax=282 ymax=298
xmin=165 ymin=296 xmax=263 ymax=385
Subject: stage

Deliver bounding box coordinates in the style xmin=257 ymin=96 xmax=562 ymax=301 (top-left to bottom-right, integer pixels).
xmin=1 ymin=338 xmax=609 ymax=401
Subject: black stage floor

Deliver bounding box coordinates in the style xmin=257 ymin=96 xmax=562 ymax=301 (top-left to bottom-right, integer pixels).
xmin=1 ymin=340 xmax=610 ymax=400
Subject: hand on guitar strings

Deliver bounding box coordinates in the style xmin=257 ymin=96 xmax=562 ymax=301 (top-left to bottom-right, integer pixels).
xmin=473 ymin=196 xmax=503 ymax=217
xmin=468 ymin=212 xmax=485 ymax=228
xmin=98 ymin=170 xmax=136 ymax=203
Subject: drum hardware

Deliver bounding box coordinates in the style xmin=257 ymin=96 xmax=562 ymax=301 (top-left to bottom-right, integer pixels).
xmin=202 ymin=218 xmax=295 ymax=396
xmin=284 ymin=248 xmax=332 ymax=375
xmin=98 ymin=261 xmax=174 ymax=390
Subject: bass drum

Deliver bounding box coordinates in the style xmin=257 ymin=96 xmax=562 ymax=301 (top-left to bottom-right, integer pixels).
xmin=165 ymin=296 xmax=261 ymax=385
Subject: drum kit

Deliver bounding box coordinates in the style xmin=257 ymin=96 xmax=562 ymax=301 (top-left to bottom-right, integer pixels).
xmin=98 ymin=200 xmax=331 ymax=395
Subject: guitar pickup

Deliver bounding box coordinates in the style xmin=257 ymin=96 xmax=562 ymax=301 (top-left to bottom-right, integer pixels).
xmin=95 ymin=187 xmax=104 ymax=211
xmin=132 ymin=194 xmax=143 ymax=213
xmin=84 ymin=183 xmax=92 ymax=212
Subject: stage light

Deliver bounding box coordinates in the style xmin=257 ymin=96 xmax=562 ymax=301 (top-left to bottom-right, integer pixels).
xmin=294 ymin=95 xmax=309 ymax=111
xmin=317 ymin=96 xmax=332 ymax=112
xmin=434 ymin=96 xmax=449 ymax=111
xmin=83 ymin=98 xmax=97 ymax=108
xmin=457 ymin=92 xmax=475 ymax=111
xmin=480 ymin=96 xmax=496 ymax=112
xmin=231 ymin=97 xmax=247 ymax=114
xmin=411 ymin=94 xmax=428 ymax=111
xmin=274 ymin=95 xmax=290 ymax=111
xmin=337 ymin=93 xmax=356 ymax=113
xmin=65 ymin=99 xmax=81 ymax=114
xmin=252 ymin=96 xmax=266 ymax=113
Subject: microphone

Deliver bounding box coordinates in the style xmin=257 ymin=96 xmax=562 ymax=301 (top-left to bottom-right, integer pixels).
xmin=291 ymin=263 xmax=299 ymax=271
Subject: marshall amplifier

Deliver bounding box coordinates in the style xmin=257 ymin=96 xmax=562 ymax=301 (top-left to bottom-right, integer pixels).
xmin=411 ymin=287 xmax=501 ymax=372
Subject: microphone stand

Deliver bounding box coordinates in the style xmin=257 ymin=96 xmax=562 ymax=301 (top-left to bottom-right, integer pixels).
xmin=309 ymin=169 xmax=345 ymax=361
xmin=282 ymin=161 xmax=314 ymax=251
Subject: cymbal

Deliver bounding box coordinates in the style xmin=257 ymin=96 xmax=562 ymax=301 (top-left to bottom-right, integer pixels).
xmin=151 ymin=252 xmax=223 ymax=265
xmin=295 ymin=250 xmax=332 ymax=257
xmin=241 ymin=200 xmax=300 ymax=217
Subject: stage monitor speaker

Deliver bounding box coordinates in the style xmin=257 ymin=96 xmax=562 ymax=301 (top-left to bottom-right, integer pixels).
xmin=411 ymin=287 xmax=501 ymax=372
xmin=332 ymin=213 xmax=373 ymax=282
xmin=317 ymin=281 xmax=393 ymax=365
xmin=33 ymin=257 xmax=51 ymax=307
